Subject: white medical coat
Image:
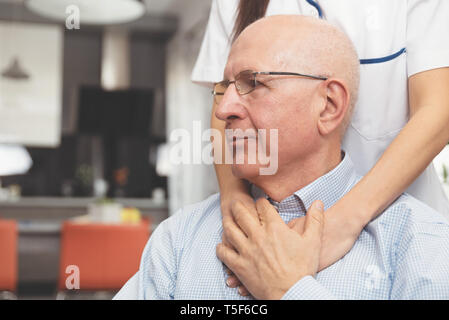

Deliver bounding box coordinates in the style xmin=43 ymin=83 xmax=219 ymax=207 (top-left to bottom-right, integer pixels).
xmin=191 ymin=0 xmax=449 ymax=218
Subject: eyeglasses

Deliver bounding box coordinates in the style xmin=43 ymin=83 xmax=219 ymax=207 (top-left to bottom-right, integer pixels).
xmin=212 ymin=70 xmax=328 ymax=104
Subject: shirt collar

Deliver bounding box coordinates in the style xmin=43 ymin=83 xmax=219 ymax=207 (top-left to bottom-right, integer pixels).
xmin=250 ymin=151 xmax=358 ymax=219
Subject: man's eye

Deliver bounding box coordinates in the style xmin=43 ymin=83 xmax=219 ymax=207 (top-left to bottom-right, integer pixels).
xmin=255 ymin=80 xmax=271 ymax=89
xmin=255 ymin=76 xmax=276 ymax=88
xmin=249 ymin=78 xmax=258 ymax=88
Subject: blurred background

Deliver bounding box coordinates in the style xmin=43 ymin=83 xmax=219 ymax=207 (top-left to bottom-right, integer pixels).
xmin=0 ymin=0 xmax=449 ymax=301
xmin=0 ymin=0 xmax=218 ymax=299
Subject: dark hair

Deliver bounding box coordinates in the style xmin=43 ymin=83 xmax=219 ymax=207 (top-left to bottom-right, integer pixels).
xmin=232 ymin=0 xmax=270 ymax=43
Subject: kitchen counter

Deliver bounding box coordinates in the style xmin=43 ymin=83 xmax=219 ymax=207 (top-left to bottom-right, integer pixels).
xmin=0 ymin=197 xmax=169 ymax=294
xmin=0 ymin=196 xmax=169 ymax=228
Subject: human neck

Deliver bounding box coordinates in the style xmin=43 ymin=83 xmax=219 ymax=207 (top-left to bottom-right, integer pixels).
xmin=251 ymin=147 xmax=342 ymax=202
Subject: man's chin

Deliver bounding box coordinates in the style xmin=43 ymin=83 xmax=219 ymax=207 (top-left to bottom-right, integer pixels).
xmin=231 ymin=164 xmax=261 ymax=180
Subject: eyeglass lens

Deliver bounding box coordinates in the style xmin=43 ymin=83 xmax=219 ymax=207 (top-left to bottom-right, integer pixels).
xmin=214 ymin=70 xmax=257 ymax=104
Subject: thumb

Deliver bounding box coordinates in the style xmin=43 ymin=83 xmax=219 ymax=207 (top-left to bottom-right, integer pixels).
xmin=256 ymin=198 xmax=282 ymax=227
xmin=304 ymin=200 xmax=324 ymax=240
xmin=287 ymin=216 xmax=306 ymax=234
xmin=222 ymin=231 xmax=232 ymax=248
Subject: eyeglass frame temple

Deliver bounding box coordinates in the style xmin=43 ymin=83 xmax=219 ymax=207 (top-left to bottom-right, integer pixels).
xmin=255 ymin=71 xmax=328 ymax=81
xmin=212 ymin=71 xmax=328 ymax=95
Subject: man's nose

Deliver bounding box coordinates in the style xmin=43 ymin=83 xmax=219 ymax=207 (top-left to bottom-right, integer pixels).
xmin=215 ymin=83 xmax=248 ymax=122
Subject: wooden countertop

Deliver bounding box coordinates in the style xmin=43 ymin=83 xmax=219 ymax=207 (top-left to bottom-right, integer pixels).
xmin=0 ymin=196 xmax=169 ymax=232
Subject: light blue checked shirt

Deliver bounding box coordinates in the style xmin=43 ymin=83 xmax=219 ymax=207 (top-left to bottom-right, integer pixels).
xmin=115 ymin=153 xmax=449 ymax=300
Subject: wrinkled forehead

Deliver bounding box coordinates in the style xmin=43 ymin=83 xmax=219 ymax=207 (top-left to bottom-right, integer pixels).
xmin=224 ymin=34 xmax=298 ymax=80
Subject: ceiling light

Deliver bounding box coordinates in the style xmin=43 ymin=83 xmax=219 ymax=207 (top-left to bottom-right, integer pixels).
xmin=1 ymin=57 xmax=30 ymax=80
xmin=0 ymin=144 xmax=32 ymax=176
xmin=25 ymin=0 xmax=145 ymax=25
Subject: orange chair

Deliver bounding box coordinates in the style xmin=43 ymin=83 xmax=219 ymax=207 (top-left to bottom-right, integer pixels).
xmin=0 ymin=219 xmax=18 ymax=298
xmin=58 ymin=220 xmax=150 ymax=294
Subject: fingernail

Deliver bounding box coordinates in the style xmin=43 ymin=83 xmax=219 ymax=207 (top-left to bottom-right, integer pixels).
xmin=315 ymin=201 xmax=324 ymax=211
xmin=238 ymin=287 xmax=243 ymax=295
xmin=226 ymin=279 xmax=232 ymax=287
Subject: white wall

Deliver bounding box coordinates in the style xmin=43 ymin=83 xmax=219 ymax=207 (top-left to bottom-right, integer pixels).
xmin=0 ymin=22 xmax=63 ymax=147
xmin=165 ymin=0 xmax=219 ymax=214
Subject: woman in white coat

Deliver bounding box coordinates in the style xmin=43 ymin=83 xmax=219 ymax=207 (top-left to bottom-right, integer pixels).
xmin=192 ymin=0 xmax=449 ymax=295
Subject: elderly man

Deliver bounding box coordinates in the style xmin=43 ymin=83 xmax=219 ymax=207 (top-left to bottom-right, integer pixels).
xmin=115 ymin=15 xmax=449 ymax=300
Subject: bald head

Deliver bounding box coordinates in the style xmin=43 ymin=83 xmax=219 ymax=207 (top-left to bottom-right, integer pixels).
xmin=229 ymin=15 xmax=360 ymax=132
xmin=216 ymin=15 xmax=360 ymax=199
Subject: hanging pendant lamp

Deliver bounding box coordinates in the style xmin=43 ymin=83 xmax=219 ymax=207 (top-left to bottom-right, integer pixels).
xmin=1 ymin=57 xmax=30 ymax=80
xmin=25 ymin=0 xmax=146 ymax=25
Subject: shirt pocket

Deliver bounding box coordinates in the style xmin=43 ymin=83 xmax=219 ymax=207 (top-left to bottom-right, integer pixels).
xmin=351 ymin=54 xmax=409 ymax=140
xmin=325 ymin=0 xmax=408 ymax=140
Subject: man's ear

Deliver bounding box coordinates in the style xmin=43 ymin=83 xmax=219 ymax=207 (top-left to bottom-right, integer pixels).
xmin=317 ymin=79 xmax=350 ymax=136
